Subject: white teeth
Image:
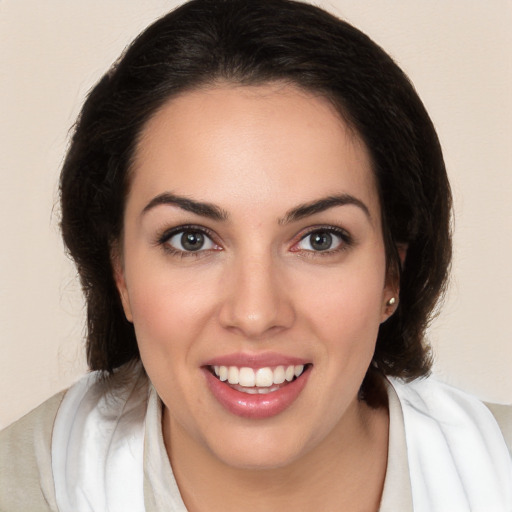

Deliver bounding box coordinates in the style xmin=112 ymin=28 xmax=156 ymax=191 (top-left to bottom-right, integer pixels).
xmin=239 ymin=386 xmax=259 ymax=394
xmin=255 ymin=367 xmax=274 ymax=387
xmin=241 ymin=385 xmax=280 ymax=394
xmin=273 ymin=366 xmax=286 ymax=384
xmin=227 ymin=366 xmax=239 ymax=384
xmin=218 ymin=366 xmax=228 ymax=382
xmin=238 ymin=367 xmax=255 ymax=387
xmin=213 ymin=364 xmax=306 ymax=388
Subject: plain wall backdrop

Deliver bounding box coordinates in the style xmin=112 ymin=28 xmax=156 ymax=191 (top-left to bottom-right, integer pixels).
xmin=1 ymin=0 xmax=511 ymax=428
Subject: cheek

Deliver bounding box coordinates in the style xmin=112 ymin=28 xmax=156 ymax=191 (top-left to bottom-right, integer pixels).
xmin=297 ymin=255 xmax=386 ymax=363
xmin=303 ymin=260 xmax=386 ymax=325
xmin=124 ymin=261 xmax=219 ymax=357
xmin=125 ymin=269 xmax=218 ymax=402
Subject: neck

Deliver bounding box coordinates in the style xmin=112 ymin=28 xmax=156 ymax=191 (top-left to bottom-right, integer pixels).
xmin=163 ymin=398 xmax=389 ymax=512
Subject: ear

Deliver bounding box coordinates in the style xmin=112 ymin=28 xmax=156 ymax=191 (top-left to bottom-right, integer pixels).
xmin=396 ymin=243 xmax=407 ymax=268
xmin=111 ymin=244 xmax=133 ymax=323
xmin=381 ymin=243 xmax=408 ymax=323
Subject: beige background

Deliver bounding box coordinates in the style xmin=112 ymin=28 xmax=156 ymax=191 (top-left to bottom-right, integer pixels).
xmin=1 ymin=0 xmax=511 ymax=429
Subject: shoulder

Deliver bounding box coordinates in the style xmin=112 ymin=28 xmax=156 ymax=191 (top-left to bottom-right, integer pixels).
xmin=485 ymin=402 xmax=512 ymax=455
xmin=389 ymin=377 xmax=512 ymax=508
xmin=0 ymin=365 xmax=147 ymax=511
xmin=0 ymin=390 xmax=66 ymax=512
xmin=390 ymin=376 xmax=512 ymax=462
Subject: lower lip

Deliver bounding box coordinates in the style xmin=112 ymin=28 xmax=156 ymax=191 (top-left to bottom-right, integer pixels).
xmin=204 ymin=366 xmax=311 ymax=419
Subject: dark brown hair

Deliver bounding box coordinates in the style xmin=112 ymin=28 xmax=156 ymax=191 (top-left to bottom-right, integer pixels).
xmin=60 ymin=0 xmax=452 ymax=398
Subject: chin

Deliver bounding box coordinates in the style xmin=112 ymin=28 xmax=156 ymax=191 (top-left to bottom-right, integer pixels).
xmin=202 ymin=423 xmax=316 ymax=471
xmin=213 ymin=445 xmax=304 ymax=471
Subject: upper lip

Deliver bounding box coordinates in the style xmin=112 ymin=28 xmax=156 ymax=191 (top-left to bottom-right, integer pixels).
xmin=203 ymin=352 xmax=310 ymax=369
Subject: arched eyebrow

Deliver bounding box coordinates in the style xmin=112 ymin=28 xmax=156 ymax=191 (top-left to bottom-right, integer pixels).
xmin=142 ymin=192 xmax=370 ymax=224
xmin=142 ymin=192 xmax=228 ymax=221
xmin=278 ymin=194 xmax=371 ymax=225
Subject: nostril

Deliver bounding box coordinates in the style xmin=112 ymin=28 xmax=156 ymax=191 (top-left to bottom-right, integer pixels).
xmin=217 ymin=264 xmax=295 ymax=336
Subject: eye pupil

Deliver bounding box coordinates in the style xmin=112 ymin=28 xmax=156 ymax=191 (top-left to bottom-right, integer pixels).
xmin=181 ymin=231 xmax=204 ymax=251
xmin=310 ymin=231 xmax=332 ymax=251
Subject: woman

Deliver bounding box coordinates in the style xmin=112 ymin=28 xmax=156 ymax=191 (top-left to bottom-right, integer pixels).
xmin=1 ymin=0 xmax=510 ymax=510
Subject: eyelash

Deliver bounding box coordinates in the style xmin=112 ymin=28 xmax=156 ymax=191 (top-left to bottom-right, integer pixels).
xmin=156 ymin=224 xmax=220 ymax=258
xmin=155 ymin=224 xmax=353 ymax=258
xmin=291 ymin=226 xmax=353 ymax=256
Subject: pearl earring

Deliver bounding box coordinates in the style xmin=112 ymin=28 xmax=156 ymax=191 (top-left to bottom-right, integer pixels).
xmin=386 ymin=297 xmax=396 ymax=306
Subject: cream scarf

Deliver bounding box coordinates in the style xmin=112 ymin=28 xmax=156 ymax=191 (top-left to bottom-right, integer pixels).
xmin=51 ymin=371 xmax=512 ymax=511
xmin=390 ymin=377 xmax=512 ymax=511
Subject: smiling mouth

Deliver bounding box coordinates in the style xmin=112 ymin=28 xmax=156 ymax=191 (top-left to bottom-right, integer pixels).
xmin=208 ymin=364 xmax=310 ymax=394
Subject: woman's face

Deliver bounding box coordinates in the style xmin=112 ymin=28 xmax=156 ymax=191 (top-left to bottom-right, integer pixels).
xmin=116 ymin=83 xmax=395 ymax=469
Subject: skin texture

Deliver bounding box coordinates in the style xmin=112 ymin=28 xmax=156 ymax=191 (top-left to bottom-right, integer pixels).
xmin=115 ymin=83 xmax=395 ymax=511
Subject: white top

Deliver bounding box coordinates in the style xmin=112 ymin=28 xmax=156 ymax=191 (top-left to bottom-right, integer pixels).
xmin=1 ymin=366 xmax=511 ymax=511
xmin=48 ymin=368 xmax=512 ymax=511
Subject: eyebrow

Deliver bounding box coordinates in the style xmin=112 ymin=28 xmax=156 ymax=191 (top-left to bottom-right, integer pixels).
xmin=142 ymin=192 xmax=229 ymax=221
xmin=278 ymin=194 xmax=371 ymax=225
xmin=142 ymin=192 xmax=371 ymax=224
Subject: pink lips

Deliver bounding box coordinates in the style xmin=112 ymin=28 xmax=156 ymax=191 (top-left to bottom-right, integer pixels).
xmin=202 ymin=352 xmax=311 ymax=419
xmin=204 ymin=352 xmax=309 ymax=368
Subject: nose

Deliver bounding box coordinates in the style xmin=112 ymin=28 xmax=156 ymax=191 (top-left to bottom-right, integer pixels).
xmin=218 ymin=252 xmax=295 ymax=339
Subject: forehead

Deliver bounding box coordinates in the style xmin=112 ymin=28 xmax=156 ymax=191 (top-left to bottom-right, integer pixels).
xmin=129 ymin=83 xmax=379 ymax=220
